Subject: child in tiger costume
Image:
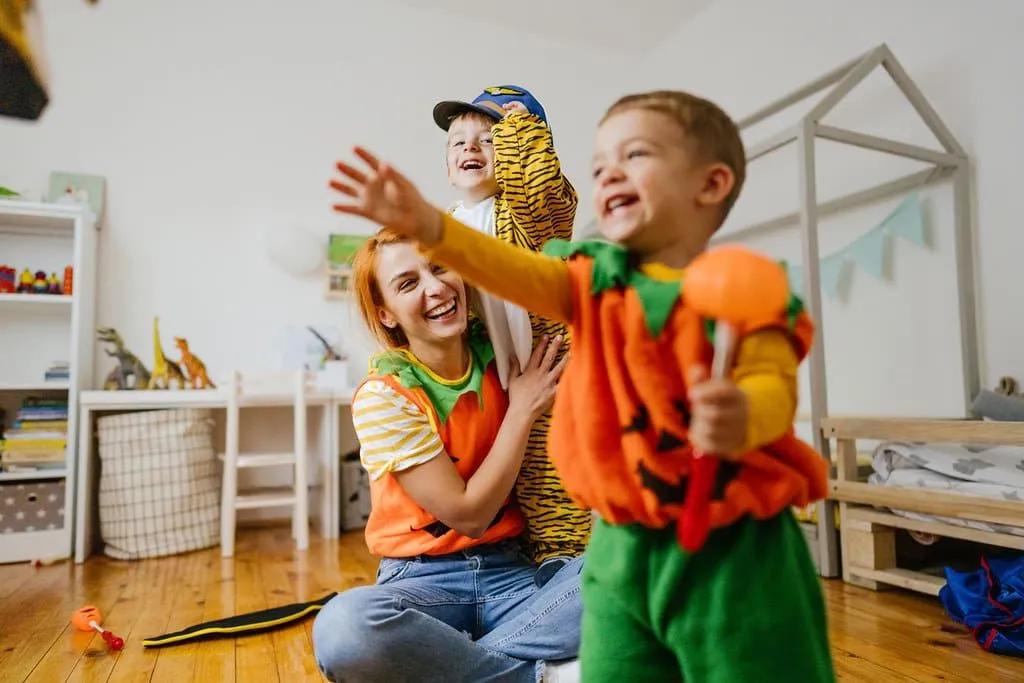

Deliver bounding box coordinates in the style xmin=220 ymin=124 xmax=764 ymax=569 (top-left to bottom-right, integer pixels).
xmin=432 ymin=85 xmax=591 ymax=583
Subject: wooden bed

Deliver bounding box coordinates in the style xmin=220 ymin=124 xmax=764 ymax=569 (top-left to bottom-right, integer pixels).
xmin=827 ymin=416 xmax=1024 ymax=596
xmin=733 ymin=43 xmax=978 ymax=579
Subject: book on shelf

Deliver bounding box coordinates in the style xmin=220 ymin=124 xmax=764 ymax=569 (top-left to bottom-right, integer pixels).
xmin=44 ymin=360 xmax=70 ymax=383
xmin=0 ymin=396 xmax=68 ymax=471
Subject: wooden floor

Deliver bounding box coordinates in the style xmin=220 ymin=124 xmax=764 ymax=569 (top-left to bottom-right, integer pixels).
xmin=1 ymin=527 xmax=1023 ymax=682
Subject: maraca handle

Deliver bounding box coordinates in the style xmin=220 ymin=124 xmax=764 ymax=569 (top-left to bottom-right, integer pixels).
xmin=678 ymin=454 xmax=718 ymax=551
xmin=678 ymin=322 xmax=736 ymax=552
xmin=101 ymin=629 xmax=125 ymax=651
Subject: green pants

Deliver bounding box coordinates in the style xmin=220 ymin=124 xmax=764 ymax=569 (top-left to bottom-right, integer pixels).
xmin=580 ymin=511 xmax=836 ymax=682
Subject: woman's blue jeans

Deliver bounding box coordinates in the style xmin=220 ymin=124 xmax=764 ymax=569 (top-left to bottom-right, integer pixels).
xmin=312 ymin=541 xmax=583 ymax=682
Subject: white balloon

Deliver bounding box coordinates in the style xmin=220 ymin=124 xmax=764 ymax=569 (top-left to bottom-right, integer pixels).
xmin=266 ymin=225 xmax=325 ymax=276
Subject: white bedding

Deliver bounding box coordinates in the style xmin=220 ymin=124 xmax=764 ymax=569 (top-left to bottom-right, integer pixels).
xmin=868 ymin=440 xmax=1024 ymax=536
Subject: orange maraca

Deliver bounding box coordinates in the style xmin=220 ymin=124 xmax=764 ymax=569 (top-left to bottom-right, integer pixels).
xmin=679 ymin=245 xmax=791 ymax=551
xmin=72 ymin=605 xmax=125 ymax=651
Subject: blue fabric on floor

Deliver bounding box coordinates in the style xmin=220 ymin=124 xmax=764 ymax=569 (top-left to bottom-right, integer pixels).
xmin=939 ymin=555 xmax=1024 ymax=657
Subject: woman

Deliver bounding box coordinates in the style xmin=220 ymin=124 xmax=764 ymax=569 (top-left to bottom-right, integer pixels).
xmin=311 ymin=228 xmax=583 ymax=683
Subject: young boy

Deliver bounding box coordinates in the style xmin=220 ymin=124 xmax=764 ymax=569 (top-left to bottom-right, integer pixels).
xmin=431 ymin=85 xmax=591 ymax=580
xmin=329 ymin=90 xmax=836 ymax=682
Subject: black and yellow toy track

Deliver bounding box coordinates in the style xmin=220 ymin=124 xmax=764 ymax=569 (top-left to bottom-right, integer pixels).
xmin=142 ymin=593 xmax=336 ymax=648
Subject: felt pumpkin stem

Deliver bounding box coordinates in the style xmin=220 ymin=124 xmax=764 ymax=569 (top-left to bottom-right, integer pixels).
xmin=678 ymin=323 xmax=736 ymax=552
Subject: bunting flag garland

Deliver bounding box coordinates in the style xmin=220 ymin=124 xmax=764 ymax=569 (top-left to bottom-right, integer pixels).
xmin=785 ymin=192 xmax=926 ymax=299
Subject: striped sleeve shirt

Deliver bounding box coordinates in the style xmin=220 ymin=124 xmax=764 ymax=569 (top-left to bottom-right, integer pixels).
xmin=351 ymin=379 xmax=445 ymax=480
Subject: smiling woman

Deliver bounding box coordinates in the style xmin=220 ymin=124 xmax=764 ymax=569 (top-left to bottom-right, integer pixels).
xmin=311 ymin=227 xmax=584 ymax=683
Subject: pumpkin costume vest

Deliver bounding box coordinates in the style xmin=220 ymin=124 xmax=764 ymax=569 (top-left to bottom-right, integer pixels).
xmin=540 ymin=239 xmax=829 ymax=532
xmin=359 ymin=327 xmax=525 ymax=558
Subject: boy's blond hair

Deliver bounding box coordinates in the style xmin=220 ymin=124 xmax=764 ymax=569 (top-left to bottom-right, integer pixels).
xmin=602 ymin=90 xmax=746 ymax=225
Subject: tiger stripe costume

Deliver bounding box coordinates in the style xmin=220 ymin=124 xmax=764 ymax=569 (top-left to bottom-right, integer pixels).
xmin=487 ymin=110 xmax=592 ymax=563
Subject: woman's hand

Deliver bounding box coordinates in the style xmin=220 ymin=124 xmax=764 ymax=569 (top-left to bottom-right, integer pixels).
xmin=329 ymin=147 xmax=444 ymax=245
xmin=507 ymin=335 xmax=567 ymax=422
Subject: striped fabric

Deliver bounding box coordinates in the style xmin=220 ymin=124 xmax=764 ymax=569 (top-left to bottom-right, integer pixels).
xmin=351 ymin=379 xmax=444 ymax=480
xmin=490 ymin=110 xmax=593 ymax=562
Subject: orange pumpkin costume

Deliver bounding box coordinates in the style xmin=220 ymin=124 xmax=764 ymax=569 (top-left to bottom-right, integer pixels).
xmin=357 ymin=327 xmax=525 ymax=559
xmin=422 ymin=215 xmax=829 ymax=528
xmin=422 ymin=214 xmax=836 ymax=682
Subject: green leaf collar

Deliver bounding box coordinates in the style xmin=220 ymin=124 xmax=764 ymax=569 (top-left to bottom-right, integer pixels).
xmin=369 ymin=321 xmax=496 ymax=425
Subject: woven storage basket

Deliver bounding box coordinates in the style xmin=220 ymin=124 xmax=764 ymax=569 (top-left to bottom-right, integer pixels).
xmin=97 ymin=408 xmax=219 ymax=559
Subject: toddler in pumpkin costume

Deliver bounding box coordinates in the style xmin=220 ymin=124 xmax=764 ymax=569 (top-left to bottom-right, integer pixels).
xmin=432 ymin=85 xmax=591 ymax=581
xmin=330 ymin=89 xmax=836 ymax=682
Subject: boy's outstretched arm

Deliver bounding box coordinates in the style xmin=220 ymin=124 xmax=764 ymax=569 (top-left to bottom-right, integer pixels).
xmin=426 ymin=213 xmax=573 ymax=324
xmin=493 ymin=108 xmax=577 ymax=245
xmin=329 ymin=147 xmax=574 ymax=324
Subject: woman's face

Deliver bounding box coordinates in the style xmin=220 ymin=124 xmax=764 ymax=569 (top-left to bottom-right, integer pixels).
xmin=375 ymin=242 xmax=468 ymax=345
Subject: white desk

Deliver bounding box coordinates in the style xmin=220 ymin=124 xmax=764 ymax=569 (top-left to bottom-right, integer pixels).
xmin=75 ymin=388 xmax=353 ymax=563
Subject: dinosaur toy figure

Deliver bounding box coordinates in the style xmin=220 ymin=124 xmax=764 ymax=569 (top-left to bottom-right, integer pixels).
xmin=148 ymin=317 xmax=187 ymax=390
xmin=97 ymin=327 xmax=151 ymax=390
xmin=174 ymin=337 xmax=216 ymax=389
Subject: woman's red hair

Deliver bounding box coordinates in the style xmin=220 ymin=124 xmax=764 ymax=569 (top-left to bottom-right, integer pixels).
xmin=351 ymin=227 xmax=414 ymax=349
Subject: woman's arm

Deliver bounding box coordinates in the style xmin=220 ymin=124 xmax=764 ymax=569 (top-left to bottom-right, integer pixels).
xmin=393 ymin=405 xmax=535 ymax=538
xmin=353 ymin=337 xmax=565 ymax=538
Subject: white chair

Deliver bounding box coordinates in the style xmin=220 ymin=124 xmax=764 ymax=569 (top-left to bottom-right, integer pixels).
xmin=219 ymin=370 xmax=311 ymax=558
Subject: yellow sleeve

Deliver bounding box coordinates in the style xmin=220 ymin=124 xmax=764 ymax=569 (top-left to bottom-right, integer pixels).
xmin=423 ymin=213 xmax=574 ymax=324
xmin=492 ymin=112 xmax=578 ymax=245
xmin=731 ymin=328 xmax=800 ymax=452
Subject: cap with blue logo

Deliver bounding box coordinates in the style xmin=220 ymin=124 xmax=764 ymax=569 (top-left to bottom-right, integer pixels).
xmin=433 ymin=85 xmax=548 ymax=131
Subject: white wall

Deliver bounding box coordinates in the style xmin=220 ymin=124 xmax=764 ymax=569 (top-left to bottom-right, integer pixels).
xmin=7 ymin=0 xmax=1018 ymax=424
xmin=0 ymin=0 xmax=628 ymax=384
xmin=635 ymin=0 xmax=1024 ymax=419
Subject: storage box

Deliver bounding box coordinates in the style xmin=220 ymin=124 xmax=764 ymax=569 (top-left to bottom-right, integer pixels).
xmin=340 ymin=450 xmax=370 ymax=531
xmin=0 ymin=479 xmax=65 ymax=533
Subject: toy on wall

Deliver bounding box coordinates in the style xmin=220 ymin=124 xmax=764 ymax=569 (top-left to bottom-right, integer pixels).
xmin=174 ymin=337 xmax=216 ymax=389
xmin=148 ymin=317 xmax=187 ymax=390
xmin=63 ymin=266 xmax=73 ymax=295
xmin=97 ymin=327 xmax=152 ymax=391
xmin=0 ymin=266 xmax=13 ymax=293
xmin=71 ymin=605 xmax=124 ymax=652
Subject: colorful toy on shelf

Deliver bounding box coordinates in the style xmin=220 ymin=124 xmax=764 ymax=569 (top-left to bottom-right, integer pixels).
xmin=16 ymin=268 xmax=32 ymax=292
xmin=2 ymin=265 xmax=70 ymax=295
xmin=148 ymin=317 xmax=187 ymax=390
xmin=677 ymin=244 xmax=793 ymax=552
xmin=0 ymin=265 xmax=14 ymax=293
xmin=71 ymin=605 xmax=125 ymax=652
xmin=174 ymin=337 xmax=216 ymax=389
xmin=63 ymin=266 xmax=73 ymax=295
xmin=31 ymin=270 xmax=47 ymax=293
xmin=97 ymin=327 xmax=152 ymax=391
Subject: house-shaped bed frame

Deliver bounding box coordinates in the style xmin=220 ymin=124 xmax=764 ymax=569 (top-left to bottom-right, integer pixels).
xmin=731 ymin=44 xmax=977 ymax=578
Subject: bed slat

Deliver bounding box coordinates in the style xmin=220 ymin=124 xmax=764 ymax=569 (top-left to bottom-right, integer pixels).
xmin=823 ymin=417 xmax=1024 ymax=444
xmin=830 ymin=481 xmax=1023 ymax=528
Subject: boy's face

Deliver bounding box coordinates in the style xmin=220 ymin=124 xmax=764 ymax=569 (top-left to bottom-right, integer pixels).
xmin=446 ymin=113 xmax=498 ymax=203
xmin=590 ymin=108 xmax=734 ymax=265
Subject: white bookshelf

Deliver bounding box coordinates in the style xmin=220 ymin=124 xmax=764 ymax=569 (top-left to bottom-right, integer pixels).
xmin=0 ymin=200 xmax=98 ymax=564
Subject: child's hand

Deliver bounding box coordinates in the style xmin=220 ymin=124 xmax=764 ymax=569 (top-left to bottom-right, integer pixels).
xmin=686 ymin=366 xmax=749 ymax=460
xmin=330 ymin=147 xmax=442 ymax=245
xmin=502 ymin=101 xmax=530 ymax=117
